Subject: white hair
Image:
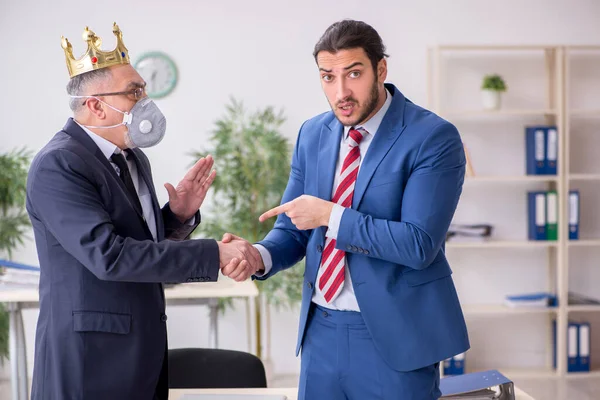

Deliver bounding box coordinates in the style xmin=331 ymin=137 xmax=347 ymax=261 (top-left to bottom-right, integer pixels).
xmin=66 ymin=68 xmax=112 ymax=113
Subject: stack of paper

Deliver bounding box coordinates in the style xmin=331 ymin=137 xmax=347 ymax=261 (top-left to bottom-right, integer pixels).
xmin=504 ymin=292 xmax=557 ymax=308
xmin=0 ymin=259 xmax=40 ymax=287
xmin=446 ymin=224 xmax=493 ymax=242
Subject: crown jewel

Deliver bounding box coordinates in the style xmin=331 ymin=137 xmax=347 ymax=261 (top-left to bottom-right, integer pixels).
xmin=61 ymin=22 xmax=130 ymax=78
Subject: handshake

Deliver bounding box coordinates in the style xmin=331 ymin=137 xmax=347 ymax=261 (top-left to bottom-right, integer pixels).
xmin=217 ymin=233 xmax=264 ymax=282
xmin=214 ymin=194 xmax=336 ymax=281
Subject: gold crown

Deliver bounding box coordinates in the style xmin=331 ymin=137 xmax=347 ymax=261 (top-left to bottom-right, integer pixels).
xmin=61 ymin=22 xmax=130 ymax=78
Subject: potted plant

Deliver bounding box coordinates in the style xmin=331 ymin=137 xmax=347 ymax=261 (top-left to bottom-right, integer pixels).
xmin=189 ymin=98 xmax=303 ymax=367
xmin=481 ymin=74 xmax=507 ymax=110
xmin=0 ymin=148 xmax=32 ymax=366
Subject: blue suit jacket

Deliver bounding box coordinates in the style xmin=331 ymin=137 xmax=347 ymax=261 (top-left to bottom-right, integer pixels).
xmin=26 ymin=118 xmax=220 ymax=400
xmin=257 ymin=84 xmax=470 ymax=372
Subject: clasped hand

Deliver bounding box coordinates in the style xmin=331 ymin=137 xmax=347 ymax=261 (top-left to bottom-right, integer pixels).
xmin=217 ymin=234 xmax=264 ymax=282
xmin=217 ymin=195 xmax=334 ymax=281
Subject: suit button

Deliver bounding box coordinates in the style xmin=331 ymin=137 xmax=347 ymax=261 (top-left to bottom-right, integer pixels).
xmin=186 ymin=278 xmax=193 ymax=282
xmin=317 ymin=245 xmax=323 ymax=252
xmin=160 ymin=314 xmax=168 ymax=322
xmin=307 ymin=282 xmax=313 ymax=290
xmin=347 ymin=245 xmax=353 ymax=250
xmin=364 ymin=249 xmax=370 ymax=255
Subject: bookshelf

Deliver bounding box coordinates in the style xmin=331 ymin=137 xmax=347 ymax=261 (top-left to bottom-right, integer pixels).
xmin=428 ymin=44 xmax=600 ymax=380
xmin=564 ymin=45 xmax=600 ymax=379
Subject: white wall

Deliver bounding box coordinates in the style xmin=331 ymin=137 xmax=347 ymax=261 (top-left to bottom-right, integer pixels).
xmin=1 ymin=0 xmax=600 ymax=381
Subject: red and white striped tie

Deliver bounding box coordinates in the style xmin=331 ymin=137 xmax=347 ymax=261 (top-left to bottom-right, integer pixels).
xmin=317 ymin=128 xmax=367 ymax=303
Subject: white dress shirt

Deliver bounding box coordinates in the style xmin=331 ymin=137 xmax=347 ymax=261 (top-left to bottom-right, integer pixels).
xmin=77 ymin=123 xmax=159 ymax=241
xmin=255 ymin=88 xmax=393 ymax=311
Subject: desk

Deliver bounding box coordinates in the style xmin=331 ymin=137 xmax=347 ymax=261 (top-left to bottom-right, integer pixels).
xmin=0 ymin=276 xmax=258 ymax=400
xmin=169 ymin=386 xmax=536 ymax=400
xmin=170 ymin=388 xmax=298 ymax=400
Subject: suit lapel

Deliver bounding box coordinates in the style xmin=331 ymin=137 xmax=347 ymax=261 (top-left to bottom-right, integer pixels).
xmin=316 ymin=118 xmax=343 ymax=240
xmin=352 ymin=85 xmax=408 ymax=209
xmin=61 ymin=119 xmax=151 ymax=235
xmin=317 ymin=119 xmax=343 ymax=201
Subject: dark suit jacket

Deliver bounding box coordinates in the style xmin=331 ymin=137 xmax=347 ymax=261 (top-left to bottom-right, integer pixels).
xmin=26 ymin=118 xmax=220 ymax=400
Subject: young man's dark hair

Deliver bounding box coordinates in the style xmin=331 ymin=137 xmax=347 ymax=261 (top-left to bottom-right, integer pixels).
xmin=313 ymin=19 xmax=389 ymax=72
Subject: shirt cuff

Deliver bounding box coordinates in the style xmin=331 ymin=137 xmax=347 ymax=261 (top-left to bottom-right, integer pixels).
xmin=185 ymin=214 xmax=197 ymax=226
xmin=325 ymin=204 xmax=345 ymax=240
xmin=253 ymin=244 xmax=273 ymax=277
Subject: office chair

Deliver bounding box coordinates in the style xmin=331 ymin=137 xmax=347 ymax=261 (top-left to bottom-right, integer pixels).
xmin=168 ymin=348 xmax=267 ymax=389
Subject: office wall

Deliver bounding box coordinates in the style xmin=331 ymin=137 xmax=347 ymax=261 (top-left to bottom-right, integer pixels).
xmin=1 ymin=0 xmax=599 ymax=379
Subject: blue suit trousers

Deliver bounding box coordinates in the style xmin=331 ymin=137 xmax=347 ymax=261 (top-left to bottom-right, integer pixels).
xmin=298 ymin=304 xmax=441 ymax=400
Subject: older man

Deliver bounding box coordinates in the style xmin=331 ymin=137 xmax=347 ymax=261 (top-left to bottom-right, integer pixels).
xmin=26 ymin=23 xmax=254 ymax=400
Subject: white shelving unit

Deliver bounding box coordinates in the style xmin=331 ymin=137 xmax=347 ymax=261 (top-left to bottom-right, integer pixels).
xmin=563 ymin=45 xmax=600 ymax=379
xmin=428 ymin=44 xmax=600 ymax=380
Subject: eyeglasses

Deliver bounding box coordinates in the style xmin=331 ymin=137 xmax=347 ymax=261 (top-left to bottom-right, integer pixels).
xmin=82 ymin=87 xmax=145 ymax=105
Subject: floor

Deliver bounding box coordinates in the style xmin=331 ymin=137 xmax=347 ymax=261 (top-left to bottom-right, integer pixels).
xmin=1 ymin=374 xmax=599 ymax=399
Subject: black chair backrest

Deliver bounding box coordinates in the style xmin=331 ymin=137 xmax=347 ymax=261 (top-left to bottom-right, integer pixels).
xmin=168 ymin=348 xmax=267 ymax=389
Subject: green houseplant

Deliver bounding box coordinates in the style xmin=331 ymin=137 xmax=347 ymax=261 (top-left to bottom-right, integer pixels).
xmin=190 ymin=98 xmax=304 ymax=359
xmin=481 ymin=74 xmax=507 ymax=110
xmin=0 ymin=148 xmax=32 ymax=361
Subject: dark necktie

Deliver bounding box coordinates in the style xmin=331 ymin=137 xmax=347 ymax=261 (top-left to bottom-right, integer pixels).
xmin=110 ymin=152 xmax=143 ymax=215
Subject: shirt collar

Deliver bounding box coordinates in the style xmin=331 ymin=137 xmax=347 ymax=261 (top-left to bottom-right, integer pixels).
xmin=75 ymin=121 xmax=120 ymax=159
xmin=343 ymin=87 xmax=392 ymax=139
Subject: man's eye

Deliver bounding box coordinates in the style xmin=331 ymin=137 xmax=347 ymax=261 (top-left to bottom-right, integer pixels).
xmin=322 ymin=75 xmax=333 ymax=82
xmin=349 ymin=71 xmax=360 ymax=78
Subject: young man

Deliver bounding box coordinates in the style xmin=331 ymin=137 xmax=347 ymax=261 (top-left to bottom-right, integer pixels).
xmin=223 ymin=19 xmax=470 ymax=399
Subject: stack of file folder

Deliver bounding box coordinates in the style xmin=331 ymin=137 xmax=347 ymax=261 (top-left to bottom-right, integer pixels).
xmin=553 ymin=319 xmax=591 ymax=373
xmin=525 ymin=125 xmax=557 ymax=175
xmin=440 ymin=369 xmax=515 ymax=399
xmin=528 ymin=190 xmax=580 ymax=240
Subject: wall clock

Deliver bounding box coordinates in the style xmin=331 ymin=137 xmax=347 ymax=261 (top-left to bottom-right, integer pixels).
xmin=134 ymin=51 xmax=178 ymax=99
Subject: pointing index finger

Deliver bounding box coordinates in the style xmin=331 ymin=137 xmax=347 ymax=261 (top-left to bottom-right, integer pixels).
xmin=259 ymin=202 xmax=291 ymax=222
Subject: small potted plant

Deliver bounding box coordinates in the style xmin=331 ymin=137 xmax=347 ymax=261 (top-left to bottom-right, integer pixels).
xmin=481 ymin=74 xmax=507 ymax=110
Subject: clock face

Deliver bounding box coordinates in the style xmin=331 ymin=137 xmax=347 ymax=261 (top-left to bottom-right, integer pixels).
xmin=134 ymin=52 xmax=178 ymax=99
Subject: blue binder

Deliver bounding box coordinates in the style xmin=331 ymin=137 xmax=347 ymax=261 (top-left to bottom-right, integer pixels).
xmin=569 ymin=190 xmax=580 ymax=240
xmin=568 ymin=322 xmax=579 ymax=372
xmin=444 ymin=353 xmax=465 ymax=376
xmin=545 ymin=126 xmax=558 ymax=175
xmin=553 ymin=319 xmax=557 ymax=369
xmin=577 ymin=322 xmax=591 ymax=372
xmin=525 ymin=126 xmax=546 ymax=175
xmin=528 ymin=191 xmax=547 ymax=240
xmin=440 ymin=369 xmax=514 ymax=398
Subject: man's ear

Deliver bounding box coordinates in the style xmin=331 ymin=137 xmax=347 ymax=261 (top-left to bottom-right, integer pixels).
xmin=377 ymin=58 xmax=387 ymax=82
xmin=86 ymin=98 xmax=105 ymax=119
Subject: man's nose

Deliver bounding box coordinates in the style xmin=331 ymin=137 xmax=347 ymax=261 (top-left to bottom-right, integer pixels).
xmin=336 ymin=80 xmax=352 ymax=102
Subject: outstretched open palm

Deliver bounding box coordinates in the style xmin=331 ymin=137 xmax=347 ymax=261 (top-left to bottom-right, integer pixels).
xmin=165 ymin=155 xmax=216 ymax=223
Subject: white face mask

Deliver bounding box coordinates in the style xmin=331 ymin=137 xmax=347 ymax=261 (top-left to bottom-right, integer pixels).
xmin=71 ymin=95 xmax=167 ymax=148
